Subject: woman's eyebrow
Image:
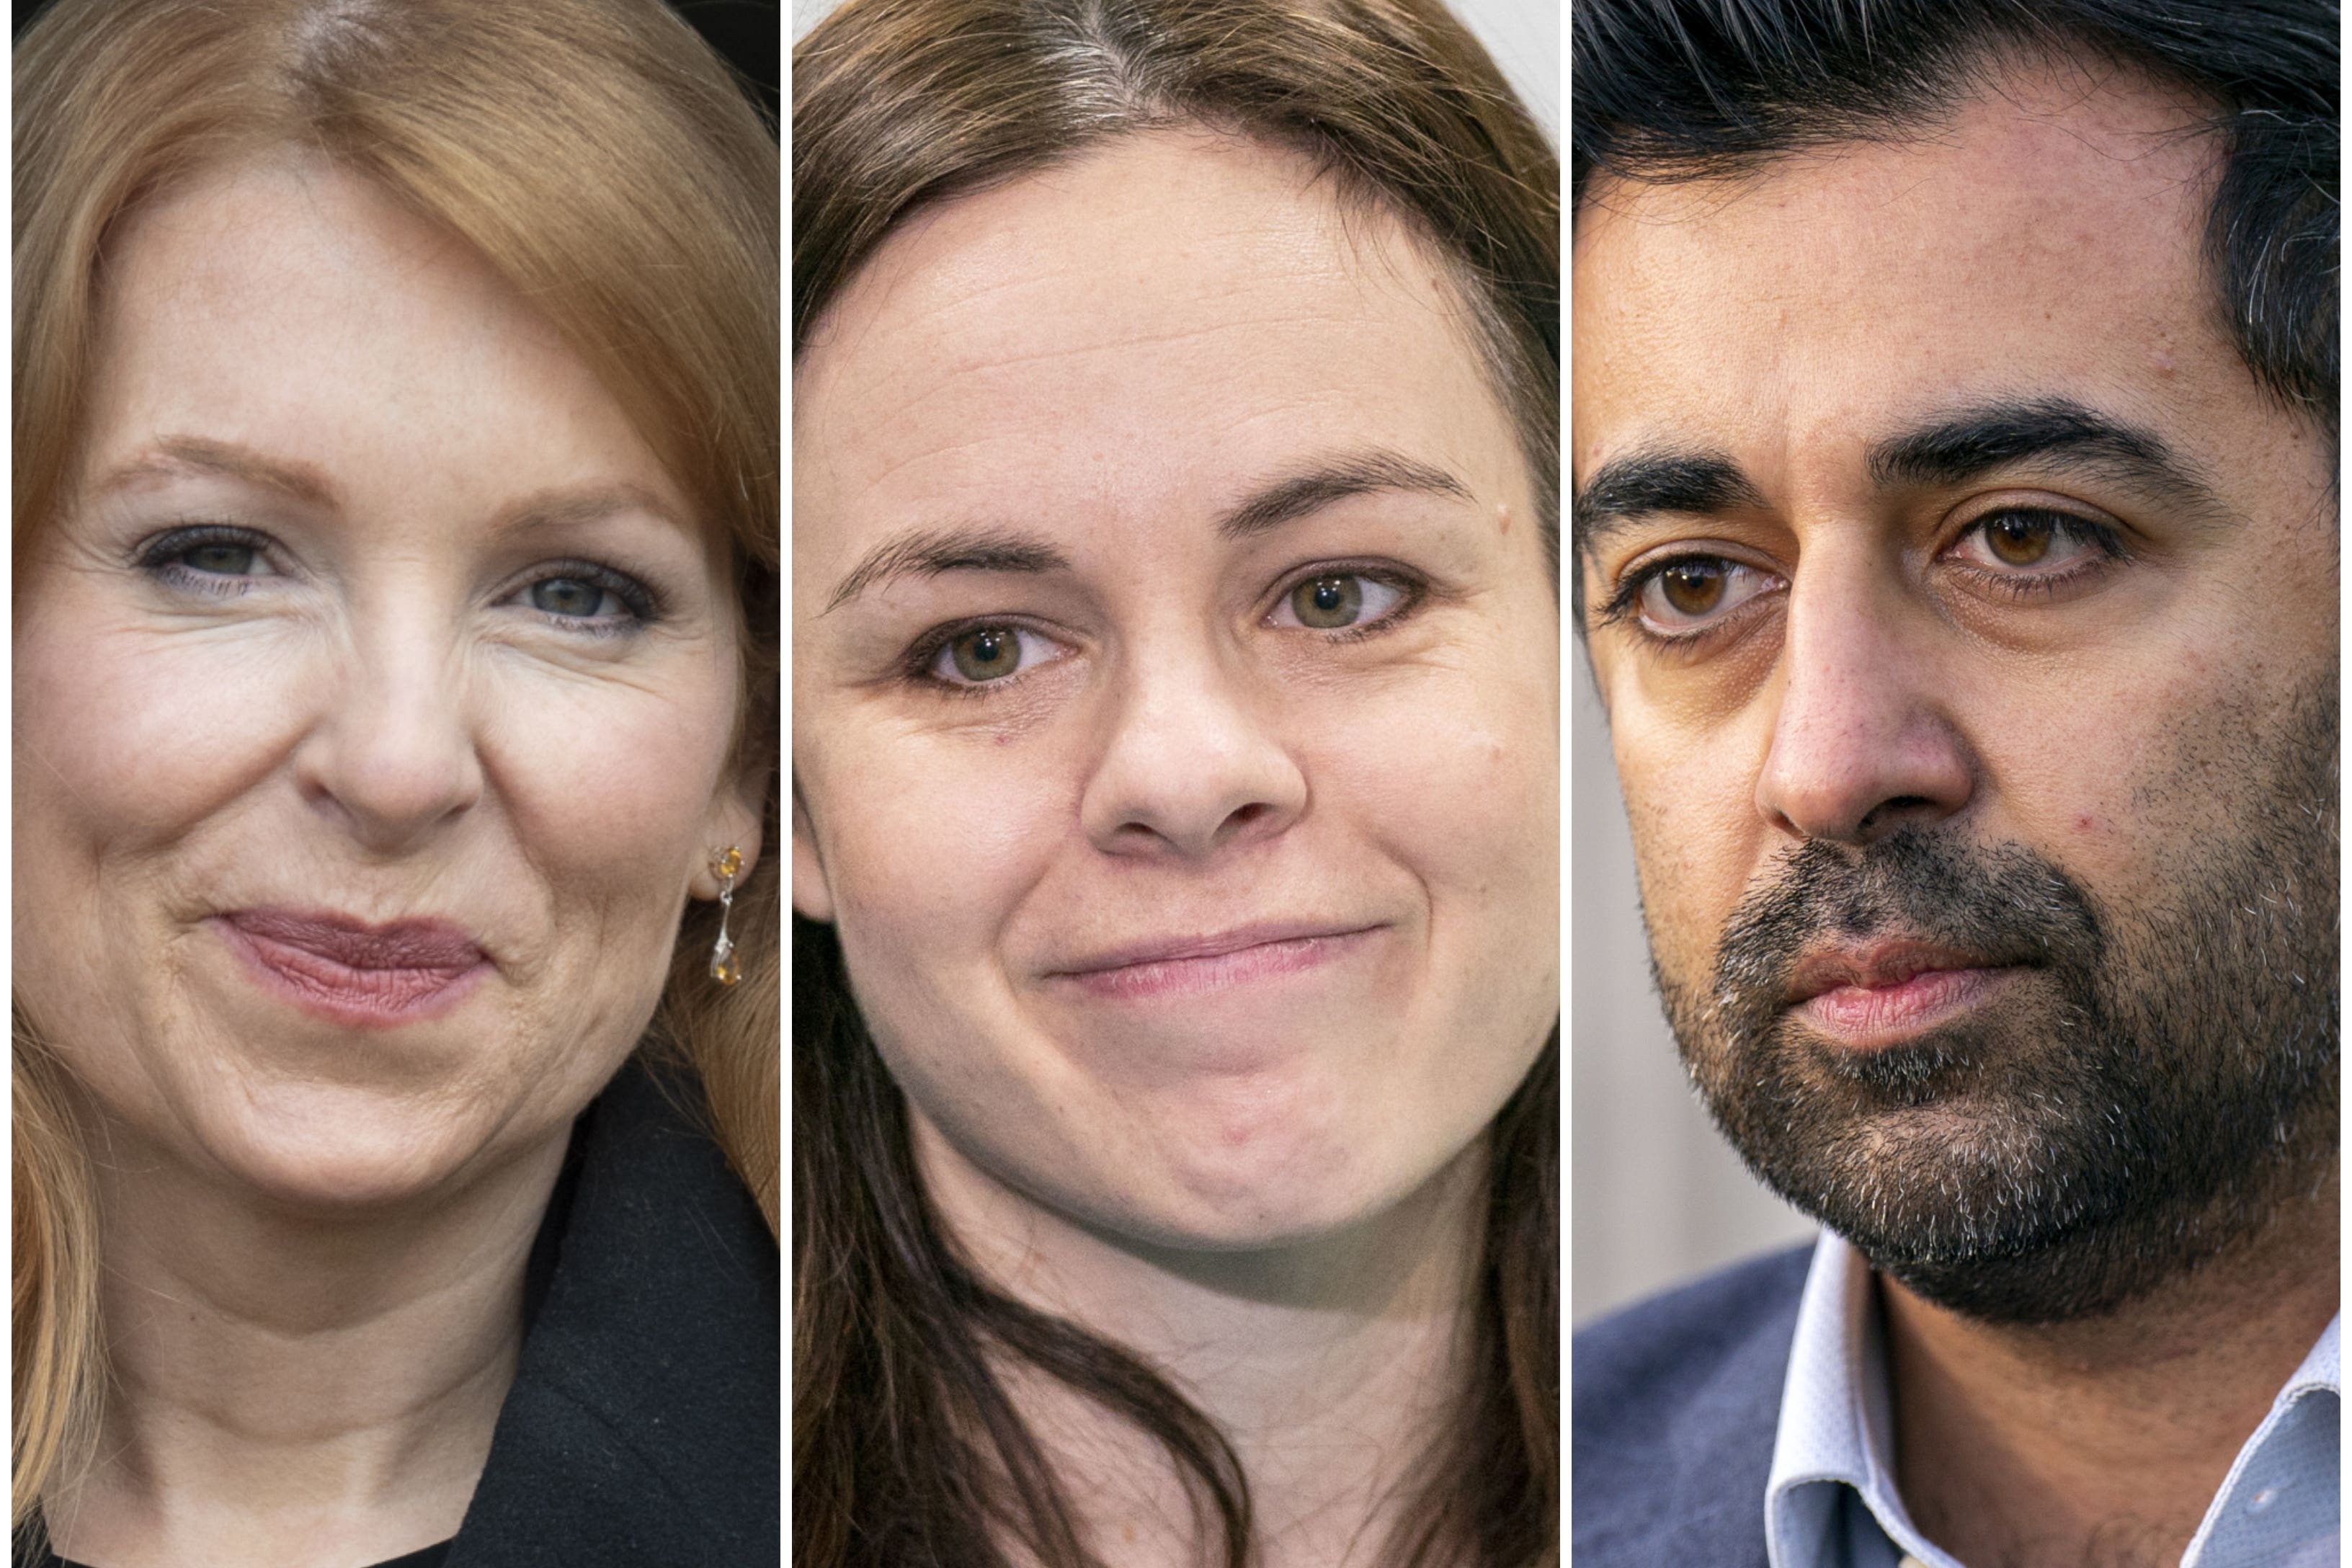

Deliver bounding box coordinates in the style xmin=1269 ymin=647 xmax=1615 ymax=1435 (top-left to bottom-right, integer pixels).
xmin=99 ymin=435 xmax=340 ymax=509
xmin=824 ymin=527 xmax=1071 ymax=613
xmin=1216 ymin=449 xmax=1474 ymax=539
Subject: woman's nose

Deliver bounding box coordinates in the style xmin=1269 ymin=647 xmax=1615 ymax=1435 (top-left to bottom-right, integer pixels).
xmin=1753 ymin=564 xmax=1975 ymax=845
xmin=292 ymin=615 xmax=484 ymax=852
xmin=1078 ymin=651 xmax=1307 ymax=860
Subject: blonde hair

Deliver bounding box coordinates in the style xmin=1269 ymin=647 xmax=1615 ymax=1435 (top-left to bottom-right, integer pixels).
xmin=12 ymin=0 xmax=779 ymax=1528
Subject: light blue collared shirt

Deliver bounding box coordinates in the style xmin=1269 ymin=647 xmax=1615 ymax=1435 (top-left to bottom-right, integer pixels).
xmin=1764 ymin=1232 xmax=2340 ymax=1568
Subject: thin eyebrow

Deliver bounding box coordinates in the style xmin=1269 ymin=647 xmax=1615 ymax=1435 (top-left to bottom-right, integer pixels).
xmin=821 ymin=448 xmax=1472 ymax=614
xmin=491 ymin=484 xmax=689 ymax=536
xmin=1571 ymin=450 xmax=1764 ymax=561
xmin=100 ymin=435 xmax=341 ymax=510
xmin=1866 ymin=396 xmax=2229 ymax=520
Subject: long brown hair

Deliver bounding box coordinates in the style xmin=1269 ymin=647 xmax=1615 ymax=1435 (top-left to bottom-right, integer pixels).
xmin=792 ymin=2 xmax=1559 ymax=1563
xmin=13 ymin=0 xmax=778 ymax=1531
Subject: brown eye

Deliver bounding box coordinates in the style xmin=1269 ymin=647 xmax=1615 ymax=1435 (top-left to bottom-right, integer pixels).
xmin=948 ymin=625 xmax=1024 ymax=682
xmin=1629 ymin=555 xmax=1778 ymax=634
xmin=1659 ymin=561 xmax=1726 ymax=617
xmin=1984 ymin=512 xmax=2055 ymax=565
xmin=1290 ymin=574 xmax=1363 ymax=628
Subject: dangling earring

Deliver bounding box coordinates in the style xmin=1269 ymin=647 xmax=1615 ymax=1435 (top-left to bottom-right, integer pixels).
xmin=708 ymin=846 xmax=744 ymax=986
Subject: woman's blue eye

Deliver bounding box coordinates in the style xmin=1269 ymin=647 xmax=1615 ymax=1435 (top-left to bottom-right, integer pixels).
xmin=180 ymin=540 xmax=261 ymax=576
xmin=140 ymin=527 xmax=275 ymax=583
xmin=530 ymin=576 xmax=623 ymax=619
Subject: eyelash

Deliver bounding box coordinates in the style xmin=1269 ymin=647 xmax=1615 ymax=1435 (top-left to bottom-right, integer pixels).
xmin=133 ymin=523 xmax=666 ymax=636
xmin=895 ymin=564 xmax=1429 ymax=697
xmin=1598 ymin=509 xmax=2130 ymax=647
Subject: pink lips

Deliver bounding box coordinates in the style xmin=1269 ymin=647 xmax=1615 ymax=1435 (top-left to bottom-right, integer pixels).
xmin=217 ymin=908 xmax=489 ymax=1028
xmin=1051 ymin=922 xmax=1380 ymax=1000
xmin=1786 ymin=939 xmax=2014 ymax=1048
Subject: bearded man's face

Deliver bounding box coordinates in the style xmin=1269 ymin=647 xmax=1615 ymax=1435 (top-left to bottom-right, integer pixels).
xmin=1574 ymin=61 xmax=2338 ymax=1323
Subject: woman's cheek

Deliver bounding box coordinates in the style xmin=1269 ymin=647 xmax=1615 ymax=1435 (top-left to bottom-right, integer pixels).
xmin=825 ymin=729 xmax=1070 ymax=968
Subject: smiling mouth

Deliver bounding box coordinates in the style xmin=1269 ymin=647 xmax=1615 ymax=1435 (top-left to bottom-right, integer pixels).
xmin=216 ymin=909 xmax=490 ymax=1029
xmin=1784 ymin=940 xmax=2021 ymax=1049
xmin=1052 ymin=923 xmax=1384 ymax=1001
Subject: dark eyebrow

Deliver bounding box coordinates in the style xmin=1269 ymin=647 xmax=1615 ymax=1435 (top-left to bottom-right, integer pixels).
xmin=1571 ymin=450 xmax=1764 ymax=560
xmin=100 ymin=435 xmax=341 ymax=509
xmin=824 ymin=527 xmax=1072 ymax=613
xmin=1866 ymin=397 xmax=2227 ymax=519
xmin=1216 ymin=450 xmax=1472 ymax=540
xmin=822 ymin=448 xmax=1471 ymax=614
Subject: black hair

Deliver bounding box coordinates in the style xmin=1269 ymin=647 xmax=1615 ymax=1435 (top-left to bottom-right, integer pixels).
xmin=1572 ymin=0 xmax=2338 ymax=431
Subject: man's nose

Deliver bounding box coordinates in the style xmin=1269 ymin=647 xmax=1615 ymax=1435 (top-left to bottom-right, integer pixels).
xmin=1754 ymin=561 xmax=1974 ymax=845
xmin=293 ymin=612 xmax=484 ymax=854
xmin=1078 ymin=644 xmax=1307 ymax=861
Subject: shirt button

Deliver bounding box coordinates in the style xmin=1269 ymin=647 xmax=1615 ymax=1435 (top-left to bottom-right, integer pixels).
xmin=2249 ymin=1485 xmax=2281 ymax=1513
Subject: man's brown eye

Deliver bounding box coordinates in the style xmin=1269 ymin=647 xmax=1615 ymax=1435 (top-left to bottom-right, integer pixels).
xmin=948 ymin=625 xmax=1023 ymax=682
xmin=1985 ymin=512 xmax=2055 ymax=565
xmin=1660 ymin=561 xmax=1727 ymax=617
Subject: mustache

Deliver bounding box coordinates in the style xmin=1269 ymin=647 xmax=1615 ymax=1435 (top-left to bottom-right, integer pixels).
xmin=1706 ymin=829 xmax=2106 ymax=1046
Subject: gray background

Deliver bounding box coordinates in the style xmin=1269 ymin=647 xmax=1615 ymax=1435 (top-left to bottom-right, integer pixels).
xmin=1571 ymin=651 xmax=1816 ymax=1325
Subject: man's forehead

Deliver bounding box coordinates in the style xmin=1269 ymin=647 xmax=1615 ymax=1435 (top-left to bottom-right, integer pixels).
xmin=1572 ymin=56 xmax=2229 ymax=481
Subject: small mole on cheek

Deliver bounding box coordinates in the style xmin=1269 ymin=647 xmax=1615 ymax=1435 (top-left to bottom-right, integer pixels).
xmin=2152 ymin=349 xmax=2175 ymax=375
xmin=2075 ymin=812 xmax=2098 ymax=833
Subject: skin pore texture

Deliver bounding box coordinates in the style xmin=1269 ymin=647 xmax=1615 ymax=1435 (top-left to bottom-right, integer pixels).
xmin=794 ymin=129 xmax=1558 ymax=1564
xmin=1577 ymin=58 xmax=2337 ymax=1568
xmin=13 ymin=156 xmax=761 ymax=1568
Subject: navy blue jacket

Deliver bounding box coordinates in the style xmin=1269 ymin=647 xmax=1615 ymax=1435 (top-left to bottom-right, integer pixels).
xmin=1572 ymin=1244 xmax=1814 ymax=1568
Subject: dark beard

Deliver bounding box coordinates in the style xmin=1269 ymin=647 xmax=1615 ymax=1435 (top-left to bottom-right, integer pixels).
xmin=1657 ymin=689 xmax=2340 ymax=1324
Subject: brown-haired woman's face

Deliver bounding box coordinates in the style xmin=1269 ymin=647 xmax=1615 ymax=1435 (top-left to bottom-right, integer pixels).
xmin=793 ymin=130 xmax=1558 ymax=1248
xmin=12 ymin=156 xmax=762 ymax=1207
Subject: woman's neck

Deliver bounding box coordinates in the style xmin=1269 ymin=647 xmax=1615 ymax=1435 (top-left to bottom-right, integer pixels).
xmin=44 ymin=1122 xmax=570 ymax=1568
xmin=914 ymin=1113 xmax=1487 ymax=1568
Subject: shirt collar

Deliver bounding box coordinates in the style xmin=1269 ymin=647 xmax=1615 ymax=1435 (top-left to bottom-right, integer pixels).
xmin=1763 ymin=1231 xmax=2340 ymax=1568
xmin=1765 ymin=1231 xmax=1953 ymax=1568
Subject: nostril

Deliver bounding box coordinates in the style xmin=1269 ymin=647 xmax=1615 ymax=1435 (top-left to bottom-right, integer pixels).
xmin=1856 ymin=795 xmax=1940 ymax=839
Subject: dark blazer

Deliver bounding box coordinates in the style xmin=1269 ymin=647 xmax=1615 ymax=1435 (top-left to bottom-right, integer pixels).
xmin=446 ymin=1057 xmax=780 ymax=1566
xmin=1572 ymin=1244 xmax=1813 ymax=1568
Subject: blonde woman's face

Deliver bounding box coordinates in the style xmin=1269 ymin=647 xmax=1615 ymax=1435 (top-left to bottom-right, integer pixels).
xmin=12 ymin=156 xmax=761 ymax=1208
xmin=793 ymin=130 xmax=1559 ymax=1250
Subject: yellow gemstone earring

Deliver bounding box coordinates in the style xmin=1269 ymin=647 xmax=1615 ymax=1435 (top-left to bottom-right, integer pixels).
xmin=708 ymin=846 xmax=744 ymax=986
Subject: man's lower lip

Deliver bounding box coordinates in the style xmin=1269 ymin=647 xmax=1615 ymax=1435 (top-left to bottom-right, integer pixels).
xmin=1793 ymin=966 xmax=2015 ymax=1048
xmin=1057 ymin=929 xmax=1377 ymax=1000
xmin=218 ymin=920 xmax=489 ymax=1028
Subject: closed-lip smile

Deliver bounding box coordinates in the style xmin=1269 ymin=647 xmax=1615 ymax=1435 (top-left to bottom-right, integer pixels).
xmin=215 ymin=906 xmax=491 ymax=1028
xmin=1050 ymin=920 xmax=1384 ymax=1000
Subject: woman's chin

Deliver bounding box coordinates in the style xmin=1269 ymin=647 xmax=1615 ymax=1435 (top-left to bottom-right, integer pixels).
xmin=191 ymin=1087 xmax=534 ymax=1213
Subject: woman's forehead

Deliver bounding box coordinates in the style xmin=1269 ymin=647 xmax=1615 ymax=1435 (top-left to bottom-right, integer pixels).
xmin=792 ymin=128 xmax=1519 ymax=588
xmin=78 ymin=154 xmax=700 ymax=538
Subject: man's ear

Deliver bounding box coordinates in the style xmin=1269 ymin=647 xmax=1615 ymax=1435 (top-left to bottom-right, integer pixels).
xmin=790 ymin=785 xmax=836 ymax=924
